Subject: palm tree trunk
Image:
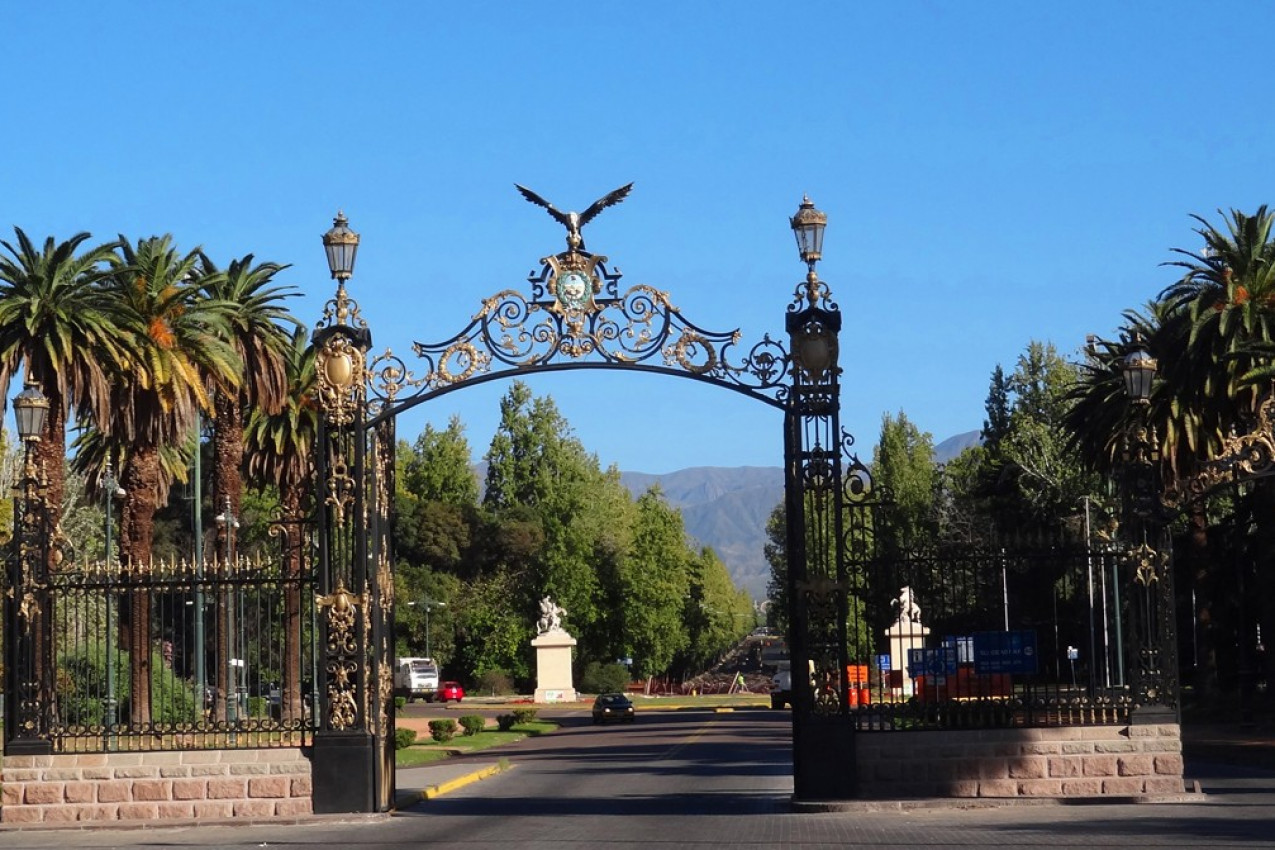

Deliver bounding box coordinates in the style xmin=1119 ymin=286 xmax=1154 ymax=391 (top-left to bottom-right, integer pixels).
xmin=34 ymin=383 xmax=66 ymax=533
xmin=213 ymin=392 xmax=243 ymax=525
xmin=282 ymin=482 xmax=306 ymax=722
xmin=212 ymin=393 xmax=242 ymax=725
xmin=119 ymin=445 xmax=159 ymax=726
xmin=1186 ymin=502 xmax=1218 ymax=697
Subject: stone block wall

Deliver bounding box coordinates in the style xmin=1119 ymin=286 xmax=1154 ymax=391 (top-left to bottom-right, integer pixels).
xmin=1 ymin=749 xmax=313 ymax=823
xmin=855 ymin=723 xmax=1184 ymax=799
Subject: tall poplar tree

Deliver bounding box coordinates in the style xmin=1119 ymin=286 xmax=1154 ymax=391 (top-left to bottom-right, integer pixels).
xmin=622 ymin=488 xmax=691 ymax=686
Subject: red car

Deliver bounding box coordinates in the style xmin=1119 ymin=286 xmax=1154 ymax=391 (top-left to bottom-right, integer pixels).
xmin=437 ymin=681 xmax=465 ymax=703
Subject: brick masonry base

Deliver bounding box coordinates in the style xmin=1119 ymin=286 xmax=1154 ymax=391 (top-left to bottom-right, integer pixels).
xmin=856 ymin=723 xmax=1185 ymax=799
xmin=1 ymin=749 xmax=313 ymax=823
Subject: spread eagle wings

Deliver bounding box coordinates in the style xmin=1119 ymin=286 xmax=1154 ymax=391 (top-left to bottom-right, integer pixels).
xmin=515 ymin=184 xmax=571 ymax=227
xmin=578 ymin=182 xmax=634 ymax=226
xmin=514 ymin=182 xmax=634 ymax=227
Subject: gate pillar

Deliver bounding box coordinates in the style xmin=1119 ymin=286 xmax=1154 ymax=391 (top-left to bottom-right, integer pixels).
xmin=784 ymin=198 xmax=856 ymax=800
xmin=4 ymin=381 xmax=56 ymax=756
xmin=310 ymin=214 xmax=382 ymax=813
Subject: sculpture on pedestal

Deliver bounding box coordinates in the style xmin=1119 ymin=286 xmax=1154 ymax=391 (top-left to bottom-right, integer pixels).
xmin=894 ymin=586 xmax=922 ymax=627
xmin=532 ymin=595 xmax=576 ymax=702
xmin=537 ymin=596 xmax=567 ymax=634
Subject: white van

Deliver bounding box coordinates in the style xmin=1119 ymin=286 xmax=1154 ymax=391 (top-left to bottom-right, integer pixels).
xmin=394 ymin=657 xmax=440 ymax=702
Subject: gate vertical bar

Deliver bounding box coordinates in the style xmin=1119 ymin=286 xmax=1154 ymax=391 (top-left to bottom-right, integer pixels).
xmin=311 ymin=212 xmax=378 ymax=813
xmin=784 ymin=197 xmax=854 ymax=800
xmin=367 ymin=417 xmax=398 ymax=811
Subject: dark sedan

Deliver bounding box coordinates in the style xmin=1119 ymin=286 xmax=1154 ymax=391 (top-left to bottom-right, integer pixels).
xmin=591 ymin=692 xmax=636 ymax=724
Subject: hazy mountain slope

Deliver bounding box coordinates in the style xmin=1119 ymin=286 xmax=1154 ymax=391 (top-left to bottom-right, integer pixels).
xmin=934 ymin=429 xmax=982 ymax=463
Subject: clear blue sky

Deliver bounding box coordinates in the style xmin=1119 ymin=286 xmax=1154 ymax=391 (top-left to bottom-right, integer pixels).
xmin=5 ymin=3 xmax=1273 ymax=473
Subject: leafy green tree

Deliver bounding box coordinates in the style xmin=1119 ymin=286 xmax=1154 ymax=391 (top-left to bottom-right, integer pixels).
xmin=620 ymin=489 xmax=691 ymax=686
xmin=482 ymin=381 xmax=606 ymax=646
xmin=453 ymin=568 xmax=530 ymax=683
xmin=679 ymin=546 xmax=753 ymax=675
xmin=404 ymin=415 xmax=479 ymax=506
xmin=763 ymin=502 xmax=788 ymax=635
xmin=573 ymin=466 xmax=636 ymax=666
xmin=871 ymin=411 xmax=935 ymax=554
xmin=999 ymin=342 xmax=1097 ymax=526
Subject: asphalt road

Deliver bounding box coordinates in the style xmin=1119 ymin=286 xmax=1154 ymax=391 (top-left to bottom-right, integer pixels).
xmin=3 ymin=706 xmax=1275 ymax=848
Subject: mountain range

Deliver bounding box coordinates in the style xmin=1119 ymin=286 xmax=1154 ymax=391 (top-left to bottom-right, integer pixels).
xmin=619 ymin=430 xmax=981 ymax=599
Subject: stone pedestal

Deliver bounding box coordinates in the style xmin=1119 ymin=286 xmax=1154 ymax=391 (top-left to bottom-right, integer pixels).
xmin=886 ymin=621 xmax=930 ymax=697
xmin=532 ymin=629 xmax=577 ymax=703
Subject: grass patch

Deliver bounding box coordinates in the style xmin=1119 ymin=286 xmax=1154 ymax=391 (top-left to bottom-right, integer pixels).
xmin=394 ymin=720 xmax=556 ymax=768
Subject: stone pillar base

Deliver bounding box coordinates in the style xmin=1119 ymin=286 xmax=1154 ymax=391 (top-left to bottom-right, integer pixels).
xmin=532 ymin=629 xmax=577 ymax=703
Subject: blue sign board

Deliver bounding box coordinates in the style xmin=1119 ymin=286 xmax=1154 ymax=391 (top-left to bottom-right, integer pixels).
xmin=972 ymin=630 xmax=1038 ymax=675
xmin=877 ymin=654 xmax=891 ymax=673
xmin=906 ymin=647 xmax=958 ymax=679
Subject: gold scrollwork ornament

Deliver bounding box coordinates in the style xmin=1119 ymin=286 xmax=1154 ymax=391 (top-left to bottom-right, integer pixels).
xmin=316 ymin=335 xmax=367 ymax=426
xmin=316 ymin=583 xmax=360 ymax=653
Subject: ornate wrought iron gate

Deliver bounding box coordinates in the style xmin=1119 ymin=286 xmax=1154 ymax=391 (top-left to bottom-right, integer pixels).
xmin=307 ymin=192 xmax=866 ymax=807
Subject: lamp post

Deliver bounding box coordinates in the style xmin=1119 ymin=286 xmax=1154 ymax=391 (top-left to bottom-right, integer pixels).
xmin=783 ymin=195 xmax=854 ymax=800
xmin=101 ymin=459 xmax=124 ymax=743
xmin=1116 ymin=341 xmax=1181 ymax=719
xmin=6 ymin=375 xmax=51 ymax=755
xmin=312 ymin=210 xmax=379 ymax=814
xmin=1116 ymin=344 xmax=1159 ymax=691
xmin=215 ymin=498 xmax=243 ymax=723
xmin=408 ymin=599 xmax=446 ymax=661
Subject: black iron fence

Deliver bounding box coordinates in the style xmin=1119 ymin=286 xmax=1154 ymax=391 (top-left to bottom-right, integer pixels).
xmin=42 ymin=544 xmax=318 ymax=753
xmin=842 ymin=527 xmax=1136 ymax=730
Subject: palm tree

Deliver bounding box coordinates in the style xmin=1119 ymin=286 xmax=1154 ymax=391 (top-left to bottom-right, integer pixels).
xmin=1067 ymin=208 xmax=1275 ymax=697
xmin=1161 ymin=209 xmax=1275 ymax=686
xmin=1160 ymin=207 xmax=1275 ymax=436
xmin=0 ymin=228 xmax=123 ymax=522
xmin=192 ymin=252 xmax=296 ymax=535
xmin=102 ymin=235 xmax=240 ymax=724
xmin=245 ymin=327 xmax=317 ymax=720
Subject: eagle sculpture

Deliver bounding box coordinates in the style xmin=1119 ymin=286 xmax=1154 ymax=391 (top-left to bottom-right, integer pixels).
xmin=515 ymin=182 xmax=634 ymax=252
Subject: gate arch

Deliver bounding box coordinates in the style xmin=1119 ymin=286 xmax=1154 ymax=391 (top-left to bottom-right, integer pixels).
xmin=307 ymin=193 xmax=861 ymax=810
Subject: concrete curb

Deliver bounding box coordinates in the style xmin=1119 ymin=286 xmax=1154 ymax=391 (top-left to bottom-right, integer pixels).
xmin=395 ymin=763 xmax=512 ymax=809
xmin=792 ymin=790 xmax=1206 ymax=813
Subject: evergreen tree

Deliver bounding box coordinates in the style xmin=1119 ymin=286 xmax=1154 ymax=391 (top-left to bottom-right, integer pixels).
xmin=982 ymin=364 xmax=1012 ymax=448
xmin=621 ymin=488 xmax=691 ymax=686
xmin=871 ymin=411 xmax=935 ymax=554
xmin=404 ymin=415 xmax=479 ymax=506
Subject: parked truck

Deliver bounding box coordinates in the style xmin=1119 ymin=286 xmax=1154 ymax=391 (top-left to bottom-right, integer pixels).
xmin=769 ymin=659 xmax=817 ymax=710
xmin=394 ymin=657 xmax=440 ymax=702
xmin=770 ymin=666 xmax=793 ymax=710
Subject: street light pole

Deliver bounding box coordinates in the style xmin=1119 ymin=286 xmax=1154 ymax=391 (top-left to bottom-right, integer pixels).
xmin=192 ymin=417 xmax=206 ymax=718
xmin=101 ymin=459 xmax=124 ymax=745
xmin=408 ymin=599 xmax=446 ymax=660
xmin=215 ymin=498 xmax=242 ymax=723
